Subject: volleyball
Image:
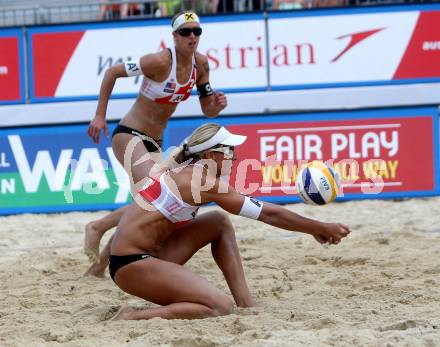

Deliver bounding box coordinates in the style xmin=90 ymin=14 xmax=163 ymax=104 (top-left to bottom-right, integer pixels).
xmin=296 ymin=161 xmax=340 ymax=205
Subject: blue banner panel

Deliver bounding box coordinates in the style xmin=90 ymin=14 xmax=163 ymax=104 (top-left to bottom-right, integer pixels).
xmin=0 ymin=123 xmax=131 ymax=215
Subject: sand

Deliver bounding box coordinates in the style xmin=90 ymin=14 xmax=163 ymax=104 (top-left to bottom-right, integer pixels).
xmin=1 ymin=197 xmax=440 ymax=347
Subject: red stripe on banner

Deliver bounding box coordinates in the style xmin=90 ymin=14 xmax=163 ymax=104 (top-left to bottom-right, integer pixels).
xmin=33 ymin=31 xmax=85 ymax=98
xmin=0 ymin=37 xmax=20 ymax=101
xmin=393 ymin=12 xmax=440 ymax=80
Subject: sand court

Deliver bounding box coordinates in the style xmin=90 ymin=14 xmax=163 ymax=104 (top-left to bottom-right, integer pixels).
xmin=1 ymin=197 xmax=440 ymax=346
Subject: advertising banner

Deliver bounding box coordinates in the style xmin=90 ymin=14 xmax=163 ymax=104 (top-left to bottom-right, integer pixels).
xmin=0 ymin=124 xmax=131 ymax=215
xmin=0 ymin=106 xmax=437 ymax=215
xmin=268 ymin=6 xmax=440 ymax=89
xmin=0 ymin=29 xmax=24 ymax=104
xmin=26 ymin=5 xmax=440 ymax=103
xmin=166 ymin=106 xmax=439 ymax=203
xmin=28 ymin=14 xmax=267 ymax=102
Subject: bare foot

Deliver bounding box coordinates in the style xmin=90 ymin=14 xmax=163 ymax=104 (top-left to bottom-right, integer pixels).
xmin=84 ymin=222 xmax=102 ymax=263
xmin=237 ymin=297 xmax=257 ymax=308
xmin=83 ymin=262 xmax=106 ymax=278
xmin=110 ymin=305 xmax=137 ymax=321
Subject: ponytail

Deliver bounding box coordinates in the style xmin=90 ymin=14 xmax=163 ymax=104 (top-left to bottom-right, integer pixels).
xmin=159 ymin=123 xmax=222 ymax=171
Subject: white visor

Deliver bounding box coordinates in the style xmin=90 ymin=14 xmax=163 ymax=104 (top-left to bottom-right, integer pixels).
xmin=172 ymin=12 xmax=201 ymax=31
xmin=187 ymin=126 xmax=247 ymax=154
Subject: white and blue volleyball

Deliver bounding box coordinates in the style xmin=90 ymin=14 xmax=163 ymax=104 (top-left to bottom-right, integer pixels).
xmin=296 ymin=161 xmax=339 ymax=205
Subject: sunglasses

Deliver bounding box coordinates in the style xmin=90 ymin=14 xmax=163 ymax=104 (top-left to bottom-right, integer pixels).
xmin=207 ymin=146 xmax=235 ymax=159
xmin=176 ymin=27 xmax=203 ymax=37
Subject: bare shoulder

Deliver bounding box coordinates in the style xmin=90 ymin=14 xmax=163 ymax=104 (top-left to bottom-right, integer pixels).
xmin=175 ymin=165 xmax=195 ymax=179
xmin=195 ymin=51 xmax=208 ymax=64
xmin=171 ymin=164 xmax=216 ymax=189
xmin=168 ymin=165 xmax=195 ymax=187
xmin=195 ymin=52 xmax=210 ymax=73
xmin=140 ymin=49 xmax=172 ymax=75
xmin=156 ymin=49 xmax=173 ymax=67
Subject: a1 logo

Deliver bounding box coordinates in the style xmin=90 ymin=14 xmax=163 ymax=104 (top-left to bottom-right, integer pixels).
xmin=127 ymin=63 xmax=139 ymax=72
xmin=171 ymin=94 xmax=184 ymax=102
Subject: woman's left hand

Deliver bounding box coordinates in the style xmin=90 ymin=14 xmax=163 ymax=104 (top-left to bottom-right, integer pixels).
xmin=213 ymin=91 xmax=227 ymax=111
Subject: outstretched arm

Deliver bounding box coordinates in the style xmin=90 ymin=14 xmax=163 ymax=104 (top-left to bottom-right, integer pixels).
xmin=196 ymin=54 xmax=227 ymax=118
xmin=258 ymin=202 xmax=350 ymax=244
xmin=205 ymin=185 xmax=350 ymax=245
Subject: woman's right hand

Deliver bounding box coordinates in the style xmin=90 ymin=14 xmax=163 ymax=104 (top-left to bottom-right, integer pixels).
xmin=88 ymin=115 xmax=108 ymax=144
xmin=312 ymin=223 xmax=351 ymax=245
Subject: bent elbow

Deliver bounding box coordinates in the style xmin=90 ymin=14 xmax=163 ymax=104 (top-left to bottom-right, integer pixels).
xmin=104 ymin=68 xmax=115 ymax=80
xmin=106 ymin=66 xmax=124 ymax=80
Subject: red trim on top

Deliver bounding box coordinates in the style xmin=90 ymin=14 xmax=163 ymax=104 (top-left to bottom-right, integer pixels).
xmin=154 ymin=67 xmax=196 ymax=104
xmin=139 ymin=178 xmax=162 ymax=202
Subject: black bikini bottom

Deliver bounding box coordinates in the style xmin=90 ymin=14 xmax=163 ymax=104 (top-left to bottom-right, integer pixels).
xmin=109 ymin=253 xmax=157 ymax=281
xmin=112 ymin=124 xmax=162 ymax=152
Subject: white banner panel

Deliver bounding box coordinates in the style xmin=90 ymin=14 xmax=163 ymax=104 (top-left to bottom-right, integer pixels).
xmin=4 ymin=84 xmax=440 ymax=128
xmin=268 ymin=11 xmax=419 ymax=87
xmin=27 ymin=5 xmax=440 ymax=103
xmin=198 ymin=20 xmax=267 ymax=91
xmin=56 ymin=26 xmax=173 ymax=97
xmin=53 ymin=18 xmax=267 ymax=98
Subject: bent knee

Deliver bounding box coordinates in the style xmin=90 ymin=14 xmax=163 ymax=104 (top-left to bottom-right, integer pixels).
xmin=211 ymin=296 xmax=234 ymax=316
xmin=210 ymin=211 xmax=233 ymax=232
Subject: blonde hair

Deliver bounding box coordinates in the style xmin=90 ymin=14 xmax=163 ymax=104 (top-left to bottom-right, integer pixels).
xmin=161 ymin=123 xmax=222 ymax=170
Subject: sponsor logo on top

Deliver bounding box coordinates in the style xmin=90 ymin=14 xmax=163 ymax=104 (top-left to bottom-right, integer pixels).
xmin=164 ymin=80 xmax=176 ymax=93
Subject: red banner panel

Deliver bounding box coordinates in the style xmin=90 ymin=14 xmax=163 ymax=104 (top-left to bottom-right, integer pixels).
xmin=226 ymin=115 xmax=436 ymax=199
xmin=32 ymin=31 xmax=85 ymax=98
xmin=394 ymin=11 xmax=440 ymax=80
xmin=0 ymin=36 xmax=22 ymax=103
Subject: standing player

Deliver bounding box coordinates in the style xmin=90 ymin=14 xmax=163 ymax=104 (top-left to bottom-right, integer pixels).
xmin=85 ymin=11 xmax=227 ymax=274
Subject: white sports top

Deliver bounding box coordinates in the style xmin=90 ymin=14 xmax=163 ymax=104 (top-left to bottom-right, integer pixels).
xmin=139 ymin=46 xmax=197 ymax=104
xmin=139 ymin=172 xmax=199 ymax=225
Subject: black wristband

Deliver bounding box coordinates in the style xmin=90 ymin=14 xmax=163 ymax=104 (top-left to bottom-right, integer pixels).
xmin=197 ymin=82 xmax=214 ymax=99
